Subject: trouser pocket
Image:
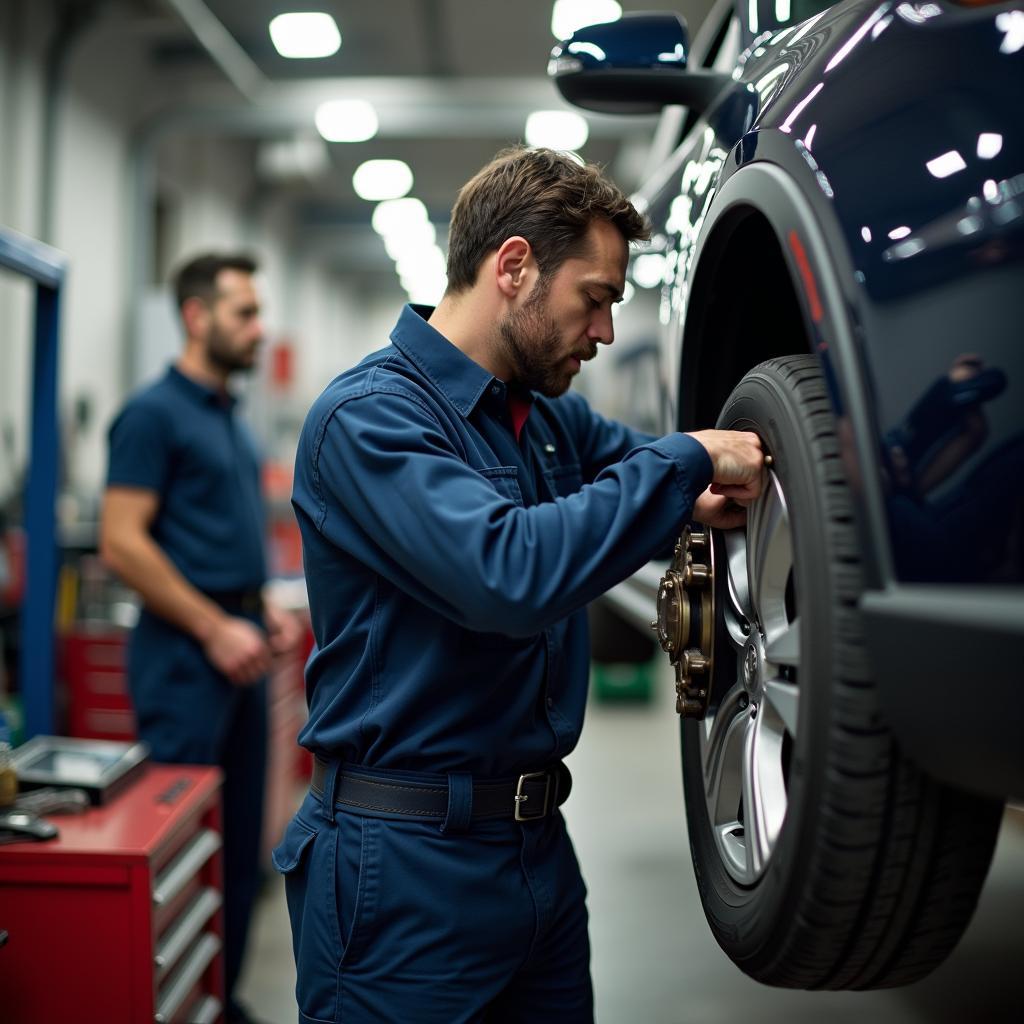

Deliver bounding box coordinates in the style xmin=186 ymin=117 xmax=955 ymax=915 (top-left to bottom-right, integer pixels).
xmin=273 ymin=810 xmax=375 ymax=1023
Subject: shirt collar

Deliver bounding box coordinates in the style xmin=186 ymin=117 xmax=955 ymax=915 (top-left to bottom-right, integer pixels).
xmin=166 ymin=364 xmax=237 ymax=409
xmin=390 ymin=304 xmax=504 ymax=418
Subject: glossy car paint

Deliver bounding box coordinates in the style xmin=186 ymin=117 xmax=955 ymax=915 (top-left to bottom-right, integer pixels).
xmin=558 ymin=0 xmax=1024 ymax=794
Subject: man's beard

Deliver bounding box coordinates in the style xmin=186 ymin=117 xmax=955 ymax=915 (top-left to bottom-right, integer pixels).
xmin=206 ymin=322 xmax=257 ymax=374
xmin=498 ymin=279 xmax=594 ymax=398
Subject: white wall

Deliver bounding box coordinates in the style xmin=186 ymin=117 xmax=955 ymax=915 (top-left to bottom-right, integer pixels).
xmin=0 ymin=2 xmax=51 ymax=501
xmin=0 ymin=0 xmax=377 ymax=517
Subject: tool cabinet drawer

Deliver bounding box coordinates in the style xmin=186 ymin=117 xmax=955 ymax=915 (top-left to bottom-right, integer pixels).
xmin=0 ymin=764 xmax=225 ymax=1023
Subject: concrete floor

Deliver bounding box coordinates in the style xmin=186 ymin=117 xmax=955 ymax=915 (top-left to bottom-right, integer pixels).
xmin=237 ymin=666 xmax=1024 ymax=1023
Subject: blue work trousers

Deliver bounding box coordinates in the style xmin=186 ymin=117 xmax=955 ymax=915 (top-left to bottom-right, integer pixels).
xmin=128 ymin=609 xmax=268 ymax=1013
xmin=273 ymin=773 xmax=593 ymax=1023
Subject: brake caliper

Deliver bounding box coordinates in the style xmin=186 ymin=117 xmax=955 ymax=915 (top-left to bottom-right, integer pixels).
xmin=651 ymin=526 xmax=715 ymax=718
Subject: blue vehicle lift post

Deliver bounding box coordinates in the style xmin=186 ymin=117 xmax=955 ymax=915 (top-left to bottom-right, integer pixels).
xmin=0 ymin=226 xmax=68 ymax=739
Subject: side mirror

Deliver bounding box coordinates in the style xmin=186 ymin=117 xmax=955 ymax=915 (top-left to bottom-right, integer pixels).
xmin=549 ymin=12 xmax=730 ymax=116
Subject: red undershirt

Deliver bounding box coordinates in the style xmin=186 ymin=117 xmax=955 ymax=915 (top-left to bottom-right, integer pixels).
xmin=507 ymin=392 xmax=533 ymax=442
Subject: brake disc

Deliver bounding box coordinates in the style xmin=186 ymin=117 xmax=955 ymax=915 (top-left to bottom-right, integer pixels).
xmin=651 ymin=525 xmax=715 ymax=717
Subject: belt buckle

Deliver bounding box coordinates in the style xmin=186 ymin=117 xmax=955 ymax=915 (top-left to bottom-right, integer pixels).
xmin=514 ymin=771 xmax=552 ymax=822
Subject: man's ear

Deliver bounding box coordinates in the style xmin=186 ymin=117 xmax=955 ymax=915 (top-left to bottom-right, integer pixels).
xmin=494 ymin=236 xmax=535 ymax=300
xmin=181 ymin=296 xmax=211 ymax=338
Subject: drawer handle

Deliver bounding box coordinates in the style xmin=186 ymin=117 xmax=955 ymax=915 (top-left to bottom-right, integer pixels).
xmin=152 ymin=830 xmax=221 ymax=906
xmin=184 ymin=994 xmax=222 ymax=1024
xmin=154 ymin=932 xmax=221 ymax=1024
xmin=154 ymin=887 xmax=222 ymax=974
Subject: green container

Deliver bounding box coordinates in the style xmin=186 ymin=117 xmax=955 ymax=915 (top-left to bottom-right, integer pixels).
xmin=592 ymin=660 xmax=655 ymax=703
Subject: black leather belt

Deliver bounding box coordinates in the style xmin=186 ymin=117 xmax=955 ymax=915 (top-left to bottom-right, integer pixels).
xmin=203 ymin=588 xmax=263 ymax=616
xmin=310 ymin=758 xmax=570 ymax=823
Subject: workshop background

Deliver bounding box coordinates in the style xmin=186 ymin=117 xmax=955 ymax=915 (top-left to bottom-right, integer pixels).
xmin=0 ymin=1 xmax=1021 ymax=1022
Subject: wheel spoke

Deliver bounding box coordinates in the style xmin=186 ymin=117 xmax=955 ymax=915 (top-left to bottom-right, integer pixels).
xmin=747 ymin=476 xmax=792 ymax=637
xmin=741 ymin=711 xmax=786 ymax=879
xmin=763 ymin=677 xmax=800 ymax=738
xmin=764 ymin=616 xmax=801 ymax=668
xmin=701 ymin=683 xmax=747 ymax=821
xmin=722 ymin=530 xmax=751 ymax=648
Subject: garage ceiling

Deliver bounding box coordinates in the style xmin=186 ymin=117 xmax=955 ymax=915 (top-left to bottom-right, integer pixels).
xmin=130 ymin=0 xmax=716 ymax=276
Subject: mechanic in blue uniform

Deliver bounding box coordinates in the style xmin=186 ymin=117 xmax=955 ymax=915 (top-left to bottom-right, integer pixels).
xmin=101 ymin=252 xmax=303 ymax=1024
xmin=276 ymin=148 xmax=765 ymax=1023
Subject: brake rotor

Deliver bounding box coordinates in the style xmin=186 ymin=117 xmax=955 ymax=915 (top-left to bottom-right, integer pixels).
xmin=651 ymin=525 xmax=715 ymax=717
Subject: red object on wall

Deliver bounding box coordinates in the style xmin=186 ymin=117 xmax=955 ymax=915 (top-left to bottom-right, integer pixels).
xmin=270 ymin=342 xmax=294 ymax=389
xmin=0 ymin=764 xmax=225 ymax=1024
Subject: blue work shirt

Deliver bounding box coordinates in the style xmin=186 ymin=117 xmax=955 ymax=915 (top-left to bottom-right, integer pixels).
xmin=106 ymin=365 xmax=267 ymax=593
xmin=292 ymin=305 xmax=712 ymax=778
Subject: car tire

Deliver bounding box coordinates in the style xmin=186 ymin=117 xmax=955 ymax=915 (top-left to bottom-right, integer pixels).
xmin=680 ymin=354 xmax=1003 ymax=989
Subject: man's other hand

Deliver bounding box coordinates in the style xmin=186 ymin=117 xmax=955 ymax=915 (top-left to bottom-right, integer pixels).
xmin=687 ymin=429 xmax=765 ymax=502
xmin=692 ymin=488 xmax=748 ymax=530
xmin=204 ymin=616 xmax=272 ymax=685
xmin=263 ymin=599 xmax=305 ymax=658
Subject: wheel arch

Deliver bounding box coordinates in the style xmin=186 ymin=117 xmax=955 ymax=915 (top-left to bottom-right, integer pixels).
xmin=676 ymin=159 xmax=894 ymax=589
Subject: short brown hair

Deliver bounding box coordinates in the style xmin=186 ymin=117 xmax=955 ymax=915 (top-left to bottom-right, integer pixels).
xmin=172 ymin=252 xmax=258 ymax=311
xmin=445 ymin=146 xmax=649 ymax=293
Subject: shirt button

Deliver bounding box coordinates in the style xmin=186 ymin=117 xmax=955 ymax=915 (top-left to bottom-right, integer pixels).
xmin=491 ymin=385 xmax=501 ymax=395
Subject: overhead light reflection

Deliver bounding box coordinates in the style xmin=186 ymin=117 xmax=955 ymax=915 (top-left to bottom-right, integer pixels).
xmin=802 ymin=124 xmax=817 ymax=150
xmin=977 ymin=133 xmax=1003 ymax=159
xmin=826 ymin=6 xmax=890 ymax=72
xmin=888 ymin=225 xmax=912 ymax=240
xmin=567 ymin=41 xmax=607 ymax=61
xmin=775 ymin=0 xmax=791 ymax=22
xmin=749 ymin=0 xmax=759 ymax=35
xmin=885 ymin=238 xmax=926 ymax=261
xmin=632 ymin=253 xmax=667 ymax=289
xmin=997 ymin=10 xmax=1024 ymax=54
xmin=781 ymin=82 xmax=824 ymax=133
xmin=983 ymin=179 xmax=999 ymax=202
xmin=861 ymin=226 xmax=872 ymax=243
xmin=926 ymin=150 xmax=967 ymax=179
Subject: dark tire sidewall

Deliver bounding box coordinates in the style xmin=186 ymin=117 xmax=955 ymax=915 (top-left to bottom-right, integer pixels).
xmin=682 ymin=366 xmax=837 ymax=972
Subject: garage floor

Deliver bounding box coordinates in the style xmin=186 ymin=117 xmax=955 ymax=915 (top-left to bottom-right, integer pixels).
xmin=238 ymin=663 xmax=1024 ymax=1023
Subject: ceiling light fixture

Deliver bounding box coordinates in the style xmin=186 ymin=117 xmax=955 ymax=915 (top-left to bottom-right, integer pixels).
xmin=353 ymin=160 xmax=414 ymax=201
xmin=315 ymin=99 xmax=378 ymax=142
xmin=551 ymin=0 xmax=621 ymax=40
xmin=525 ymin=110 xmax=589 ymax=151
xmin=372 ymin=197 xmax=429 ymax=237
xmin=269 ymin=12 xmax=341 ymax=59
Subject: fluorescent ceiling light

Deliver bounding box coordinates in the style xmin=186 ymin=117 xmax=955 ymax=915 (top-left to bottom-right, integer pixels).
xmin=372 ymin=197 xmax=429 ymax=237
xmin=384 ymin=222 xmax=437 ymax=261
xmin=525 ymin=110 xmax=589 ymax=151
xmin=551 ymin=0 xmax=621 ymax=40
xmin=315 ymin=99 xmax=377 ymax=142
xmin=353 ymin=159 xmax=413 ymax=201
xmin=926 ymin=150 xmax=966 ymax=179
xmin=269 ymin=12 xmax=341 ymax=59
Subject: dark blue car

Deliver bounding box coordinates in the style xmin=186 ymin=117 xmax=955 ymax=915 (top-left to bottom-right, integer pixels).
xmin=552 ymin=0 xmax=1023 ymax=990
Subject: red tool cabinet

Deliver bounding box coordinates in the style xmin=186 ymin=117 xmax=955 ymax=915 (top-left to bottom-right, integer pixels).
xmin=0 ymin=764 xmax=225 ymax=1024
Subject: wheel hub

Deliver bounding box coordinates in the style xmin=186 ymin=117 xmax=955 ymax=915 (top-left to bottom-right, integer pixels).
xmin=651 ymin=526 xmax=715 ymax=717
xmin=742 ymin=636 xmax=765 ymax=699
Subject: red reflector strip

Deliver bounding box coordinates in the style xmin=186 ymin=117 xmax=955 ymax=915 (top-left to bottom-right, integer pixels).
xmin=788 ymin=229 xmax=823 ymax=324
